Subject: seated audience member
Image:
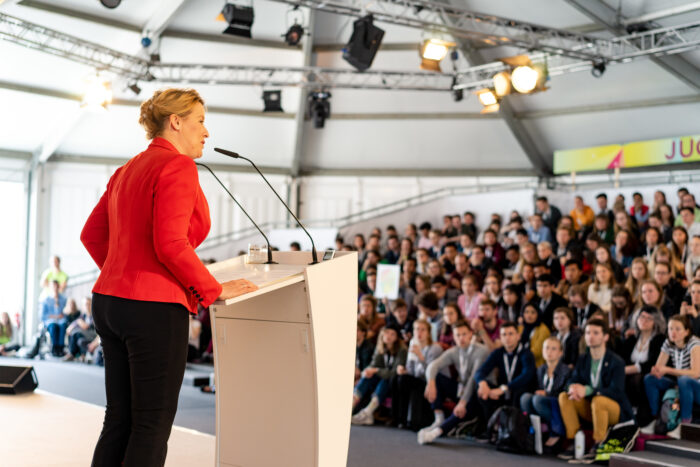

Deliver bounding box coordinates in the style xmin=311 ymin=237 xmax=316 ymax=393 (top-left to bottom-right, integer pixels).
xmin=40 ymin=280 xmax=68 ymax=357
xmin=471 ymin=299 xmax=503 ymax=351
xmin=431 ymin=275 xmax=459 ymax=309
xmin=610 ymin=285 xmax=634 ymax=336
xmin=610 ymin=229 xmax=635 ymax=272
xmin=569 ymin=284 xmax=600 ymax=329
xmin=570 ymin=195 xmax=595 ymax=233
xmin=630 ymin=192 xmax=650 ymax=229
xmin=428 ymin=229 xmax=443 ymax=259
xmin=615 ymin=210 xmax=640 ymax=242
xmin=457 ymin=274 xmax=483 ymax=321
xmin=448 ymin=253 xmax=470 ymax=290
xmin=63 ymin=297 xmax=97 ymax=362
xmin=556 ymin=259 xmax=589 ymax=298
xmin=654 ymin=261 xmax=686 ymax=312
xmin=418 ymin=321 xmax=490 ymax=445
xmin=483 ymin=229 xmax=505 ymax=267
xmin=482 ymin=274 xmax=502 ymax=304
xmin=514 ymin=262 xmax=537 ymax=303
xmin=469 ymin=245 xmax=492 ymax=278
xmin=383 ymin=235 xmax=401 ymax=264
xmin=587 ymin=262 xmax=616 ymax=315
xmin=595 ymin=245 xmax=625 ymax=283
xmin=63 ymin=298 xmax=80 ymax=323
xmin=393 ymin=320 xmax=443 ymax=430
xmin=621 ymin=306 xmax=665 ymax=427
xmin=461 ymin=212 xmax=478 ymax=240
xmin=625 ymin=258 xmax=649 ymax=304
xmin=499 ymin=284 xmax=522 ymax=323
xmin=359 ymin=249 xmax=383 ymax=282
xmin=458 ymin=233 xmax=475 ymax=258
xmin=352 ymin=325 xmax=408 ymax=425
xmin=475 ymin=322 xmax=536 ymax=425
xmin=442 ymin=215 xmax=459 ymax=241
xmin=670 ymin=226 xmax=690 ymax=277
xmin=537 ymin=241 xmax=562 ymax=284
xmin=0 ymin=312 xmax=19 ymax=355
xmin=635 ymin=279 xmax=676 ymax=328
xmin=440 ymin=242 xmax=458 ymax=275
xmin=521 ymin=336 xmax=572 ymax=450
xmin=527 ymin=213 xmax=552 ymax=245
xmin=356 ymin=321 xmax=374 ymax=383
xmin=502 ymin=245 xmax=520 ymax=279
xmin=437 ymin=303 xmax=460 ymax=349
xmin=642 ymin=226 xmax=662 ymax=262
xmin=417 ymin=223 xmax=433 ymax=250
xmin=681 ymin=279 xmax=700 ymax=336
xmin=397 ymin=237 xmax=414 ymax=271
xmin=558 ymin=319 xmax=633 ymax=461
xmin=386 ymin=298 xmax=414 ymax=343
xmin=534 ymin=274 xmax=568 ymax=330
xmin=555 ymin=226 xmax=577 ymax=259
xmin=519 ymin=302 xmax=551 ymax=367
xmin=536 ymin=196 xmax=562 ymax=235
xmin=686 ymin=235 xmax=700 ymax=282
xmin=416 ymin=291 xmax=442 ymax=343
xmin=553 ymin=307 xmax=582 ymax=368
xmin=594 ymin=213 xmax=615 ymax=245
xmin=415 ymin=248 xmax=431 ymax=275
xmin=414 ymin=274 xmax=431 ymax=295
xmin=358 ymin=294 xmax=385 ymax=344
xmin=644 ymin=314 xmax=700 ymax=438
xmin=425 ymin=259 xmax=444 ymax=281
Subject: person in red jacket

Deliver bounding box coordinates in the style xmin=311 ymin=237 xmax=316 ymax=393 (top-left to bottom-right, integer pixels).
xmin=81 ymin=88 xmax=257 ymax=467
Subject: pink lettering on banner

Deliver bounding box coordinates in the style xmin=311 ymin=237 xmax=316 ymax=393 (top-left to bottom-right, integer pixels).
xmin=680 ymin=138 xmax=695 ymax=158
xmin=665 ymin=140 xmax=675 ymax=160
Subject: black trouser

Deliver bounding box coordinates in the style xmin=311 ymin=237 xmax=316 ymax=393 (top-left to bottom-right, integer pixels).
xmin=626 ymin=373 xmax=652 ymax=426
xmin=391 ymin=374 xmax=433 ymax=430
xmin=91 ymin=293 xmax=190 ymax=467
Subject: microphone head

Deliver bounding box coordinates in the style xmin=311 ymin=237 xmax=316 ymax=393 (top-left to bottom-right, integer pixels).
xmin=214 ymin=147 xmax=240 ymax=158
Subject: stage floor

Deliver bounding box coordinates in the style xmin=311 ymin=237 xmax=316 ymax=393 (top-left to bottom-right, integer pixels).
xmin=0 ymin=389 xmax=215 ymax=466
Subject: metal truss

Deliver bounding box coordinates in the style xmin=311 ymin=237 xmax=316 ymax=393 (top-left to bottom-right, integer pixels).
xmin=1 ymin=11 xmax=700 ymax=92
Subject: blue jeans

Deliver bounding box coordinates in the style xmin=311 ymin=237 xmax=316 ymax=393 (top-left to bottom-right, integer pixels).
xmin=521 ymin=393 xmax=565 ymax=436
xmin=431 ymin=373 xmax=458 ymax=411
xmin=677 ymin=376 xmax=700 ymax=422
xmin=354 ymin=375 xmax=391 ymax=403
xmin=45 ymin=319 xmax=67 ymax=352
xmin=644 ymin=374 xmax=676 ymax=416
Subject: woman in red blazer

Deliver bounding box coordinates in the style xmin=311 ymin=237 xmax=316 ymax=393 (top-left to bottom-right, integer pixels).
xmin=81 ymin=88 xmax=257 ymax=467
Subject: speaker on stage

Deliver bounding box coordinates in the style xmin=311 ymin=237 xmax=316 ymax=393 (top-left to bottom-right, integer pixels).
xmin=0 ymin=365 xmax=38 ymax=394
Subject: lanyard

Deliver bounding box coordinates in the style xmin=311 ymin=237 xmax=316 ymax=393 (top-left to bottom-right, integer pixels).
xmin=458 ymin=345 xmax=474 ymax=381
xmin=559 ymin=332 xmax=570 ymax=348
xmin=543 ymin=372 xmax=554 ymax=393
xmin=503 ymin=344 xmax=522 ymax=383
xmin=385 ymin=353 xmax=394 ymax=368
xmin=590 ymin=353 xmax=605 ymax=388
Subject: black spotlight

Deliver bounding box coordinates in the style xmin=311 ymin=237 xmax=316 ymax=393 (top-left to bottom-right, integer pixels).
xmin=342 ymin=15 xmax=384 ymax=71
xmin=308 ymin=91 xmax=331 ymax=129
xmin=100 ymin=0 xmax=121 ymax=8
xmin=591 ymin=59 xmax=606 ymax=78
xmin=284 ymin=23 xmax=304 ymax=46
xmin=262 ymin=90 xmax=283 ymax=112
xmin=451 ymin=77 xmax=463 ymax=102
xmin=221 ymin=3 xmax=254 ymax=38
xmin=128 ymin=83 xmax=142 ymax=96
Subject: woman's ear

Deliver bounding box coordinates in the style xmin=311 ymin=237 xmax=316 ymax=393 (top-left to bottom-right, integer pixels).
xmin=168 ymin=113 xmax=181 ymax=131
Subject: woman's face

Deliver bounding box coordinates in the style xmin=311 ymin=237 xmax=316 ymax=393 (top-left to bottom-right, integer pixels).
xmin=382 ymin=328 xmax=398 ymax=346
xmin=596 ymin=265 xmax=611 ymax=284
xmin=595 ymin=247 xmax=610 ymax=264
xmin=462 ymin=278 xmax=476 ymax=295
xmin=631 ymin=262 xmax=646 ymax=280
xmin=542 ymin=339 xmax=563 ymax=362
xmin=172 ymin=103 xmax=209 ymax=159
xmin=400 ymin=239 xmax=412 ymax=254
xmin=673 ymin=229 xmax=688 ymax=247
xmin=414 ymin=323 xmax=429 ymax=342
xmin=668 ymin=319 xmax=690 ymax=346
xmin=427 ymin=261 xmax=441 ymax=277
xmin=522 ymin=265 xmax=534 ymax=281
xmin=641 ymin=283 xmax=660 ymax=305
xmin=660 ymin=205 xmax=672 ymax=221
xmin=616 ymin=231 xmax=628 ymax=246
xmin=523 ymin=306 xmax=538 ymax=324
xmin=485 ymin=277 xmax=499 ymax=294
xmin=691 ymin=284 xmax=700 ymax=305
xmin=359 ymin=300 xmax=374 ymax=318
xmin=553 ymin=312 xmax=570 ymax=332
xmin=646 ymin=229 xmax=659 ymax=246
xmin=392 ymin=306 xmax=408 ymax=323
xmin=443 ymin=306 xmax=459 ymax=325
xmin=637 ymin=312 xmax=654 ymax=333
xmin=615 ymin=211 xmax=628 ymax=228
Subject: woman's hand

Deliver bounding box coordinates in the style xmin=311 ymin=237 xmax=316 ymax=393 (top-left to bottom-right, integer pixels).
xmin=218 ymin=279 xmax=259 ymax=300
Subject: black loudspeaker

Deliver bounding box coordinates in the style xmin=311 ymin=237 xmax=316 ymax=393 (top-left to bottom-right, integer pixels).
xmin=342 ymin=15 xmax=384 ymax=71
xmin=0 ymin=365 xmax=38 ymax=394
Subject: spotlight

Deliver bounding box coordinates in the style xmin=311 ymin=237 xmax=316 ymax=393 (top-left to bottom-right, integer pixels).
xmin=307 ymin=91 xmax=331 ymax=129
xmin=128 ymin=83 xmax=141 ymax=95
xmin=99 ymin=0 xmax=121 ymax=8
xmin=591 ymin=60 xmax=606 ymax=78
xmin=451 ymin=77 xmax=463 ymax=102
xmin=342 ymin=15 xmax=384 ymax=72
xmin=476 ymin=88 xmax=499 ymax=113
xmin=419 ymin=38 xmax=455 ymax=72
xmin=283 ymin=23 xmax=304 ymax=46
xmin=262 ymin=90 xmax=283 ymax=112
xmin=511 ymin=65 xmax=540 ymax=93
xmin=82 ymin=74 xmax=112 ymax=109
xmin=221 ymin=3 xmax=254 ymax=38
xmin=492 ymin=71 xmax=511 ymax=97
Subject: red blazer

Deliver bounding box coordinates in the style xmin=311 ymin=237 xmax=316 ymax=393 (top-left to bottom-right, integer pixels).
xmin=80 ymin=137 xmax=222 ymax=314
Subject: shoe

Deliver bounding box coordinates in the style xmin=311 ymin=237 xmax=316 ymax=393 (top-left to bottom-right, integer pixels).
xmin=351 ymin=409 xmax=374 ymax=426
xmin=640 ymin=420 xmax=656 ymax=435
xmin=557 ymin=445 xmax=575 ymax=460
xmin=427 ymin=411 xmax=445 ymax=429
xmin=62 ymin=354 xmax=75 ymax=362
xmin=446 ymin=416 xmax=478 ymax=438
xmin=576 ymin=443 xmax=599 ymax=464
xmin=474 ymin=430 xmax=491 ymax=443
xmin=667 ymin=425 xmax=681 ymax=439
xmin=417 ymin=427 xmax=442 ymax=445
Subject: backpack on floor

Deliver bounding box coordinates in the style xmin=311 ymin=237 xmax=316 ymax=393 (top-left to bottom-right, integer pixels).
xmin=654 ymin=388 xmax=680 ymax=435
xmin=594 ymin=419 xmax=639 ymax=463
xmin=486 ymin=406 xmax=535 ymax=454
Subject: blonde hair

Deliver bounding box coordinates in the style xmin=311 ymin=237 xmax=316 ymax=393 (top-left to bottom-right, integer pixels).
xmin=139 ymin=88 xmax=205 ymax=140
xmin=543 ymin=335 xmax=563 ymax=351
xmin=413 ymin=319 xmax=434 ymax=345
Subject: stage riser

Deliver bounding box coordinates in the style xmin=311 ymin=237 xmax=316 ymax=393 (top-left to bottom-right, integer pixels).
xmin=646 ymin=440 xmax=700 ymax=461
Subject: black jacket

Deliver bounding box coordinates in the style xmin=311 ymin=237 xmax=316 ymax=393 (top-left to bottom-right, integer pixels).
xmin=535 ymin=292 xmax=569 ymax=330
xmin=559 ymin=327 xmax=583 ymax=367
xmin=620 ymin=333 xmax=665 ymax=375
xmin=573 ymin=303 xmax=600 ymax=329
xmin=537 ymin=359 xmax=572 ymax=397
xmin=568 ymin=349 xmax=633 ymax=422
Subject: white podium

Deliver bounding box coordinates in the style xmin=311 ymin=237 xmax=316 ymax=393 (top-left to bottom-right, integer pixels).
xmin=206 ymin=251 xmax=358 ymax=467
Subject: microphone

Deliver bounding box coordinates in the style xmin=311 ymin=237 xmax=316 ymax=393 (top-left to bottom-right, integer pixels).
xmin=214 ymin=147 xmax=319 ymax=264
xmin=195 ymin=162 xmax=276 ymax=265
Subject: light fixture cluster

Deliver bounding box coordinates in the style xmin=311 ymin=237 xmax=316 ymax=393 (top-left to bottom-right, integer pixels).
xmin=81 ymin=73 xmax=112 ymax=109
xmin=475 ymin=56 xmax=548 ymax=113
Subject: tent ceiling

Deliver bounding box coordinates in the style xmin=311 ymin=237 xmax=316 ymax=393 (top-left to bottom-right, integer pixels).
xmin=1 ymin=0 xmax=699 ymax=175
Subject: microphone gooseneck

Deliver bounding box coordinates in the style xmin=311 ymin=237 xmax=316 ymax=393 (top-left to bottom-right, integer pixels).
xmin=196 ymin=162 xmax=276 ymax=265
xmin=214 ymin=147 xmax=319 ymax=265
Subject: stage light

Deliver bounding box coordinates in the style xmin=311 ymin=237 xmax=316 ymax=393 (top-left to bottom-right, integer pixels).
xmin=283 ymin=23 xmax=304 ymax=46
xmin=511 ymin=65 xmax=539 ymax=93
xmin=308 ymin=91 xmax=331 ymax=129
xmin=262 ymin=90 xmax=283 ymax=112
xmin=99 ymin=0 xmax=121 ymax=8
xmin=591 ymin=60 xmax=606 ymax=78
xmin=128 ymin=83 xmax=141 ymax=96
xmin=221 ymin=3 xmax=254 ymax=38
xmin=477 ymin=89 xmax=498 ymax=106
xmin=492 ymin=71 xmax=511 ymax=97
xmin=82 ymin=74 xmax=112 ymax=109
xmin=419 ymin=38 xmax=455 ymax=72
xmin=342 ymin=15 xmax=384 ymax=71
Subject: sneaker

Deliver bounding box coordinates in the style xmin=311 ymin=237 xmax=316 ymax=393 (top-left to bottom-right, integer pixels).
xmin=557 ymin=445 xmax=575 ymax=460
xmin=667 ymin=425 xmax=681 ymax=439
xmin=446 ymin=416 xmax=478 ymax=438
xmin=427 ymin=411 xmax=445 ymax=429
xmin=576 ymin=443 xmax=600 ymax=464
xmin=351 ymin=409 xmax=374 ymax=426
xmin=62 ymin=354 xmax=75 ymax=362
xmin=640 ymin=420 xmax=656 ymax=435
xmin=417 ymin=427 xmax=442 ymax=445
